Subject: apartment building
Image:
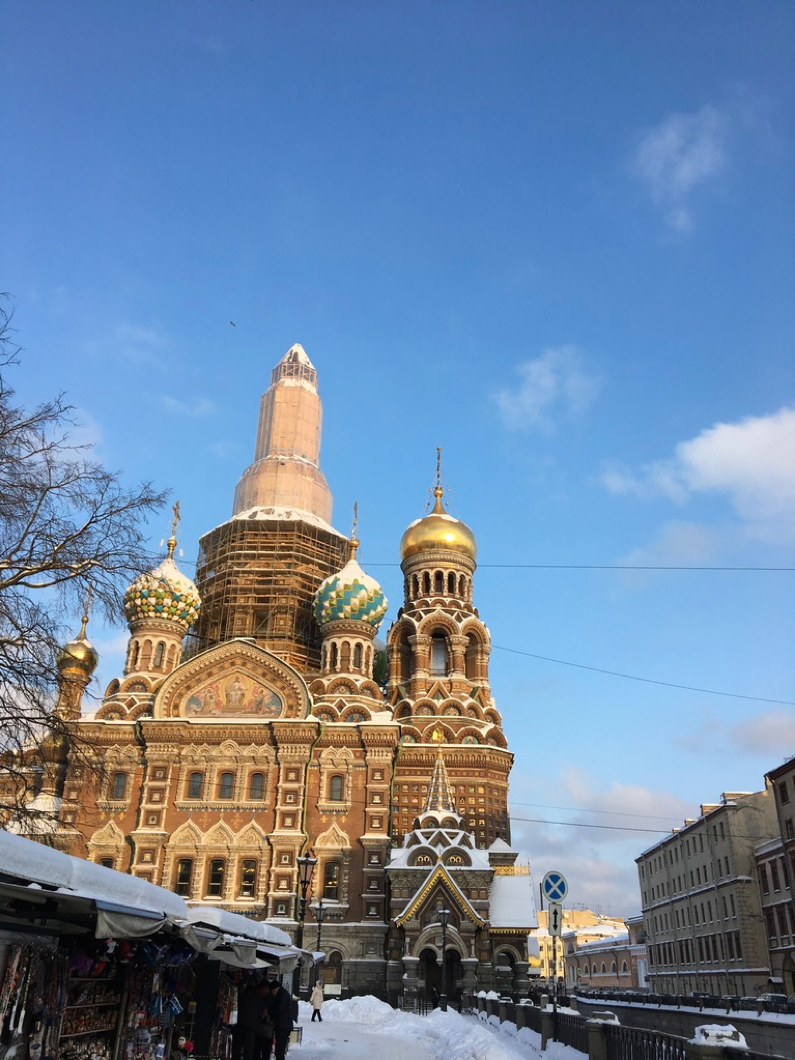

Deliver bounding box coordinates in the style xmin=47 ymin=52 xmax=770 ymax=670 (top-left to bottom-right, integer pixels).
xmin=636 ymin=789 xmax=778 ymax=996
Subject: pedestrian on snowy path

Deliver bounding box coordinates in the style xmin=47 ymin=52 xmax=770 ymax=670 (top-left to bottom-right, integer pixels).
xmin=310 ymin=981 xmax=324 ymax=1021
xmin=265 ymin=980 xmax=293 ymax=1060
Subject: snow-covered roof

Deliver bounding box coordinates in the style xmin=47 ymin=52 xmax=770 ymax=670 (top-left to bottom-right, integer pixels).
xmin=228 ymin=506 xmax=346 ymax=537
xmin=387 ymin=830 xmax=490 ymax=869
xmin=0 ymin=829 xmax=185 ymax=919
xmin=488 ymin=837 xmax=516 ymax=853
xmin=488 ymin=870 xmax=538 ymax=929
xmin=184 ymin=905 xmax=290 ymax=946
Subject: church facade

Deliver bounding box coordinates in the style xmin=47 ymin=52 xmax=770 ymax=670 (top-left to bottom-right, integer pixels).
xmin=41 ymin=343 xmax=536 ymax=999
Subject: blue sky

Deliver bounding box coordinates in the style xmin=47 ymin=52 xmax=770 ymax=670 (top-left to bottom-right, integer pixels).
xmin=3 ymin=1 xmax=794 ymax=914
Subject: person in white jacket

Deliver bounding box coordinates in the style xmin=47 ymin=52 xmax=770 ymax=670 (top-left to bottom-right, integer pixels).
xmin=310 ymin=981 xmax=324 ymax=1022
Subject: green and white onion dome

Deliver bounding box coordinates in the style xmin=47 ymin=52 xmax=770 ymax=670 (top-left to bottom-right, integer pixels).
xmin=123 ymin=554 xmax=201 ymax=631
xmin=314 ymin=555 xmax=388 ymax=629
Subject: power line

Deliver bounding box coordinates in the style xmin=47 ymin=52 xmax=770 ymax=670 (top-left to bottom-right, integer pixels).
xmin=365 ymin=563 xmax=794 ymax=571
xmin=492 ymin=644 xmax=795 ymax=706
xmin=509 ymin=801 xmax=684 ymax=822
xmin=510 ymin=814 xmax=779 ymax=843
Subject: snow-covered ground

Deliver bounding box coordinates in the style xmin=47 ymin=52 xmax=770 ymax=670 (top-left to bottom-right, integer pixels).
xmin=293 ymin=997 xmax=585 ymax=1060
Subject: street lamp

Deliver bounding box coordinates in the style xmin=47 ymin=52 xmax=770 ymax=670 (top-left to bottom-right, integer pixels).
xmin=438 ymin=905 xmax=450 ymax=1012
xmin=293 ymin=849 xmax=317 ymax=998
xmin=314 ymin=897 xmax=326 ymax=954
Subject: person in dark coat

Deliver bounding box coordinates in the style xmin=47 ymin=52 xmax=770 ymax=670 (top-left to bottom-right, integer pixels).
xmin=234 ymin=980 xmax=266 ymax=1060
xmin=265 ymin=980 xmax=293 ymax=1060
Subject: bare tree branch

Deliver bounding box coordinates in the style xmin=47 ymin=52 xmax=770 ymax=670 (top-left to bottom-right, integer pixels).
xmin=0 ymin=295 xmax=168 ymax=825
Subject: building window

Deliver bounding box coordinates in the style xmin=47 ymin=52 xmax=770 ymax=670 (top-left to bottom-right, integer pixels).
xmin=430 ymin=634 xmax=448 ymax=676
xmin=187 ymin=772 xmax=203 ymax=799
xmin=218 ymin=772 xmax=234 ymax=799
xmin=111 ymin=772 xmax=127 ymax=800
xmin=239 ymin=859 xmax=257 ymax=898
xmin=249 ymin=773 xmax=265 ymax=799
xmin=329 ymin=775 xmax=344 ymax=801
xmin=207 ymin=858 xmax=226 ymax=897
xmin=323 ymin=861 xmax=340 ymax=900
xmin=771 ymin=860 xmax=781 ymax=891
xmin=780 ymin=782 xmax=790 ymax=805
xmin=153 ymin=642 xmax=165 ymax=668
xmin=276 ymin=902 xmax=287 ymax=915
xmin=99 ymin=857 xmax=114 ymax=869
xmin=175 ymin=859 xmax=193 ymax=896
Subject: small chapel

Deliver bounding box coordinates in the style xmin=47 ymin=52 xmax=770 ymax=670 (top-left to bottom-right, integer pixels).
xmin=28 ymin=343 xmax=537 ymax=1000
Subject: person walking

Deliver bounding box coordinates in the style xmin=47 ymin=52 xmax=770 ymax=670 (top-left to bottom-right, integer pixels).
xmin=234 ymin=980 xmax=266 ymax=1060
xmin=310 ymin=980 xmax=324 ymax=1022
xmin=266 ymin=979 xmax=293 ymax=1060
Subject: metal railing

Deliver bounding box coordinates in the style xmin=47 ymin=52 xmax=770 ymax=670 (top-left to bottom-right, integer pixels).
xmin=605 ymin=1024 xmax=689 ymax=1060
xmin=553 ymin=1011 xmax=590 ymax=1054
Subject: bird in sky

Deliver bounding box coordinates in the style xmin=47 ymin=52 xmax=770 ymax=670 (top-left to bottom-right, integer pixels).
xmin=230 ymin=320 xmax=236 ymax=327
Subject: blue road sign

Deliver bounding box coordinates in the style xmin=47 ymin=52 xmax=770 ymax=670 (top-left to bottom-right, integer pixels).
xmin=542 ymin=870 xmax=568 ymax=902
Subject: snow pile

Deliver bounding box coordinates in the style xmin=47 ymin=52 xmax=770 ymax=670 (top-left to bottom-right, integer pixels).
xmin=298 ymin=997 xmax=588 ymax=1060
xmin=691 ymin=1025 xmax=748 ymax=1049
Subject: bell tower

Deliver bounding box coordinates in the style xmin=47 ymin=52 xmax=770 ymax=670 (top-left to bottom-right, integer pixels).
xmin=387 ymin=455 xmax=511 ymax=848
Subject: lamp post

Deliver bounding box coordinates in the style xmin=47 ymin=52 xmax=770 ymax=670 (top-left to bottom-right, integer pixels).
xmin=293 ymin=850 xmax=317 ymax=999
xmin=314 ymin=897 xmax=326 ymax=954
xmin=438 ymin=905 xmax=450 ymax=1012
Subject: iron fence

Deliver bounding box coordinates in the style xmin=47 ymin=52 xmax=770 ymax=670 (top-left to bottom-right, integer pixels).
xmin=604 ymin=1024 xmax=689 ymax=1060
xmin=551 ymin=1011 xmax=590 ymax=1054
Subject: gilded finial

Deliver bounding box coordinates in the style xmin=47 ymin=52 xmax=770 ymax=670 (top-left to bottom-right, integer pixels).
xmin=78 ymin=584 xmax=93 ymax=638
xmin=166 ymin=500 xmax=181 ymax=559
xmin=432 ymin=447 xmax=444 ymax=513
xmin=348 ymin=501 xmax=359 ymax=560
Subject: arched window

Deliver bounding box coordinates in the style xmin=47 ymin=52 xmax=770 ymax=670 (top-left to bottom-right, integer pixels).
xmin=207 ymin=858 xmax=226 ymax=897
xmin=465 ymin=633 xmax=479 ymax=680
xmin=430 ymin=633 xmax=448 ymax=676
xmin=131 ymin=642 xmax=140 ymax=670
xmin=582 ymin=963 xmax=588 ymax=976
xmin=153 ymin=642 xmax=165 ymax=668
xmin=239 ymin=859 xmax=257 ymax=898
xmin=249 ymin=772 xmax=265 ymax=799
xmin=611 ymin=961 xmax=617 ymax=972
xmin=423 ymin=571 xmax=431 ymax=594
xmin=592 ymin=964 xmax=597 ymax=975
xmin=601 ymin=962 xmax=607 ymax=973
xmin=329 ymin=774 xmax=344 ymax=801
xmin=175 ymin=858 xmax=193 ymax=896
xmin=218 ymin=772 xmax=235 ymax=799
xmin=447 ymin=571 xmax=456 ymax=594
xmin=353 ymin=643 xmax=362 ymax=669
xmin=412 ymin=575 xmax=419 ymax=597
xmin=331 ymin=643 xmax=338 ymax=669
xmin=434 ymin=571 xmax=443 ymax=593
xmin=112 ymin=772 xmax=127 ymax=800
xmin=621 ymin=961 xmax=628 ymax=973
xmin=459 ymin=574 xmax=466 ymax=597
xmin=323 ymin=861 xmax=340 ymax=900
xmin=187 ymin=771 xmax=203 ymax=799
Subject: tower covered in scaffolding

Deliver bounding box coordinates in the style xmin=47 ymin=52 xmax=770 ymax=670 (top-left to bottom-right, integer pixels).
xmin=193 ymin=344 xmax=348 ymax=672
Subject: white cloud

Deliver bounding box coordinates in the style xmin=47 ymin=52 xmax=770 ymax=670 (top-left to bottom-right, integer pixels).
xmin=507 ymin=771 xmax=694 ymax=915
xmin=600 ymin=406 xmax=795 ymax=543
xmin=729 ymin=711 xmax=795 ymax=757
xmin=493 ymin=347 xmax=601 ymax=432
xmin=162 ymin=395 xmax=216 ymax=417
xmin=84 ymin=323 xmax=169 ymax=367
xmin=632 ymin=104 xmax=728 ymax=232
xmin=615 ymin=521 xmax=723 ymax=579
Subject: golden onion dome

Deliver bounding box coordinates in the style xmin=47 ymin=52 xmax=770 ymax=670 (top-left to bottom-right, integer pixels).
xmin=57 ymin=613 xmax=99 ymax=678
xmin=399 ymin=486 xmax=477 ymax=562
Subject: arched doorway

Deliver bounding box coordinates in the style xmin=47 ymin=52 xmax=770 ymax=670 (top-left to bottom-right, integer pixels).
xmin=419 ymin=946 xmax=462 ymax=1006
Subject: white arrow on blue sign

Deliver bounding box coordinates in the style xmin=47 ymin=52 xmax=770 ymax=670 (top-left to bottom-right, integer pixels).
xmin=542 ymin=870 xmax=568 ymax=902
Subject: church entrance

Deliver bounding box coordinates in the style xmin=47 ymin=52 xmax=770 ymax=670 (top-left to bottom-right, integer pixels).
xmin=419 ymin=947 xmax=462 ymax=1006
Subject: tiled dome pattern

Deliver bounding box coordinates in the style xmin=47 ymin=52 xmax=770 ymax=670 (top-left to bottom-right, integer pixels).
xmin=123 ymin=556 xmax=202 ymax=631
xmin=314 ymin=557 xmax=387 ymax=628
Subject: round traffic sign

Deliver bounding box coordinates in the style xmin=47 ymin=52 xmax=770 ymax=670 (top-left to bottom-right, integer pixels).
xmin=542 ymin=870 xmax=568 ymax=902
